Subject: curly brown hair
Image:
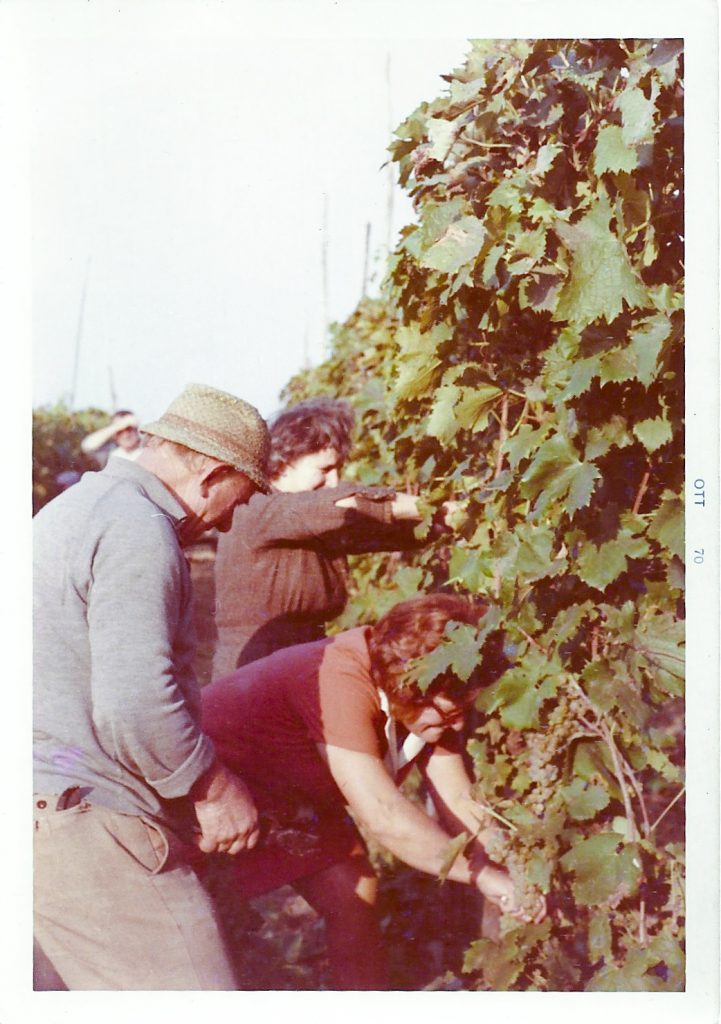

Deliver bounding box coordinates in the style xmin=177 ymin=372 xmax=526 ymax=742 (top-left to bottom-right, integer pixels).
xmin=367 ymin=593 xmax=507 ymax=707
xmin=267 ymin=398 xmax=355 ymax=481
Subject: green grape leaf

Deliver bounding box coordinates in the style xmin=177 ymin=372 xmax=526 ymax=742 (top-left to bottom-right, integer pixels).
xmin=487 ymin=179 xmax=525 ymax=213
xmin=585 ymin=415 xmax=633 ymax=459
xmin=599 ymin=347 xmax=638 ymax=384
xmin=520 ymin=434 xmax=600 ymax=514
xmin=586 ymin=935 xmax=684 ymax=992
xmin=560 ymin=778 xmax=611 ymax=820
xmin=558 ymin=354 xmax=603 ymax=400
xmin=554 ymin=197 xmax=650 ymax=326
xmin=594 ymin=124 xmax=639 ymax=175
xmin=448 ymin=545 xmax=488 ymax=593
xmin=482 ymin=243 xmax=505 ymax=286
xmin=548 ymin=601 xmax=594 ymax=646
xmin=414 ymin=617 xmax=499 ymax=692
xmin=502 ymin=422 xmax=551 ymax=470
xmin=533 ymin=141 xmax=563 ymax=176
xmin=629 ymin=314 xmax=671 ymax=385
xmin=616 ymin=86 xmax=656 ymax=145
xmin=631 ymin=612 xmax=685 ymax=696
xmin=587 ymin=910 xmax=614 ymax=964
xmin=582 ymin=660 xmax=622 ymax=714
xmin=513 ymin=522 xmax=565 ymax=581
xmin=394 ymin=323 xmax=450 ymax=401
xmin=438 ymin=830 xmax=469 ymax=882
xmin=427 ymin=384 xmax=461 ymax=442
xmin=576 ymin=529 xmax=651 ymax=590
xmin=419 ymin=197 xmax=471 ymax=247
xmin=560 ymin=833 xmax=642 ymax=905
xmin=420 ymin=216 xmax=486 ymax=274
xmin=633 ymin=415 xmax=673 ymax=452
xmin=648 ymin=491 xmax=684 ymax=559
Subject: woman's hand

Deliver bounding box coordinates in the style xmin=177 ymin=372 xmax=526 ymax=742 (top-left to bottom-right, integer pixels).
xmin=474 ymin=863 xmax=547 ymax=924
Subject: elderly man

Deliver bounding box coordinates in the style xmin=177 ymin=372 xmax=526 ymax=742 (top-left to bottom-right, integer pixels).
xmin=33 ymin=383 xmax=270 ymax=990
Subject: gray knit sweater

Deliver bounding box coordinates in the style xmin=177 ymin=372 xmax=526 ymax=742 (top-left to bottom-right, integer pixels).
xmin=33 ymin=458 xmax=216 ymax=826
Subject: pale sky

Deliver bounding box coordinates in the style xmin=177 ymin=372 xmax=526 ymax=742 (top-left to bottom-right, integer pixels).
xmin=26 ymin=4 xmax=470 ymax=420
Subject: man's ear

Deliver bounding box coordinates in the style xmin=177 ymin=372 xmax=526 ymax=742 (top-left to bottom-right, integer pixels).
xmin=198 ymin=463 xmax=228 ymax=497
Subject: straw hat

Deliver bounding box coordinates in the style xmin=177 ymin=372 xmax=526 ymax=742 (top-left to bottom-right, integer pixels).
xmin=141 ymin=384 xmax=271 ymax=493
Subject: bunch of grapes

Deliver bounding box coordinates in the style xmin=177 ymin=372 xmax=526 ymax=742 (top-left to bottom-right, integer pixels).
xmin=483 ymin=827 xmax=545 ymax=917
xmin=523 ymin=689 xmax=587 ymax=817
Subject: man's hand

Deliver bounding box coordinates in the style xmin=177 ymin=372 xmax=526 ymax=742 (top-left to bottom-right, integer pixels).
xmin=474 ymin=863 xmax=546 ymax=924
xmin=190 ymin=761 xmax=260 ymax=855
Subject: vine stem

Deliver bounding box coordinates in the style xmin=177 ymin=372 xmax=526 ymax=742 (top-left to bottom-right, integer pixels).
xmin=565 ymin=676 xmax=640 ymax=843
xmin=492 ymin=396 xmax=510 ymax=599
xmin=601 ymin=722 xmax=640 ymax=843
xmin=632 ymin=470 xmax=651 ymax=515
xmin=621 ymin=758 xmax=650 ymax=837
xmin=468 ymin=801 xmax=519 ymax=833
xmin=518 ymin=628 xmax=549 ymax=656
xmin=649 ymin=785 xmax=686 ymax=835
xmin=494 ymin=394 xmax=510 ymax=479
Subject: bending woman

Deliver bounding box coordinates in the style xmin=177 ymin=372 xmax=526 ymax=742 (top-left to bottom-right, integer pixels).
xmin=212 ymin=397 xmax=454 ymax=673
xmin=202 ymin=593 xmax=546 ymax=990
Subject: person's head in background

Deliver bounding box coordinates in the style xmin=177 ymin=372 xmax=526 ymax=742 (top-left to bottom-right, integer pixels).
xmin=111 ymin=410 xmax=142 ymax=454
xmin=268 ymin=398 xmax=355 ymax=493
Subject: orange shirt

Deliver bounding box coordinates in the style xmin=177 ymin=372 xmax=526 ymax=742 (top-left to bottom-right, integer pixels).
xmin=201 ymin=628 xmax=385 ymax=813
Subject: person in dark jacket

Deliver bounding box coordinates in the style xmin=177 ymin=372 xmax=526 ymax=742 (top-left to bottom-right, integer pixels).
xmin=212 ymin=397 xmax=457 ymax=673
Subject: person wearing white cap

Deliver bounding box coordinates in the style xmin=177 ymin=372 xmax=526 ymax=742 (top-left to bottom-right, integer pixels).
xmin=33 ymin=384 xmax=270 ymax=990
xmin=80 ymin=409 xmax=143 ymax=464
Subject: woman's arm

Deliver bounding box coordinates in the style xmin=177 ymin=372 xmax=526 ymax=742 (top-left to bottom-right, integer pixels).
xmin=319 ymin=744 xmax=520 ymax=911
xmin=335 ymin=493 xmax=462 ymax=525
xmin=422 ymin=747 xmax=496 ymax=843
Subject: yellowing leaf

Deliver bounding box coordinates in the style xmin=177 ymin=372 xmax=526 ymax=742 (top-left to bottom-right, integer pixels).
xmin=426 ymin=384 xmax=461 ymax=443
xmin=599 ymin=348 xmax=638 ymax=384
xmin=533 ymin=142 xmax=563 ymax=176
xmin=420 ymin=216 xmax=486 ymax=274
xmin=394 ymin=323 xmax=450 ymax=401
xmin=454 ymin=383 xmax=504 ymax=432
xmin=427 ymin=116 xmax=458 ymax=161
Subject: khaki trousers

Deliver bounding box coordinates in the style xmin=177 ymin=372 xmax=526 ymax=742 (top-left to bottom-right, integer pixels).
xmin=34 ymin=796 xmax=238 ymax=990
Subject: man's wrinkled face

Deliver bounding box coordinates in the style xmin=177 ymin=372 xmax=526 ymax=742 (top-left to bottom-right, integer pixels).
xmin=179 ymin=467 xmax=256 ymax=544
xmin=202 ymin=469 xmax=257 ymax=532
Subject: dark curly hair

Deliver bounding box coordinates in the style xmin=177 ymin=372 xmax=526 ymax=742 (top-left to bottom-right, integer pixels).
xmin=367 ymin=593 xmax=508 ymax=707
xmin=267 ymin=398 xmax=355 ymax=481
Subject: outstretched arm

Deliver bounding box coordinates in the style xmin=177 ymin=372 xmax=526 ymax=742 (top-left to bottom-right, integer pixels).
xmin=319 ymin=744 xmax=522 ymax=913
xmin=334 ymin=492 xmax=462 ymax=526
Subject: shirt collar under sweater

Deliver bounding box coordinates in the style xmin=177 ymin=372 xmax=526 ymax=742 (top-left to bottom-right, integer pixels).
xmin=97 ymin=456 xmax=187 ymax=530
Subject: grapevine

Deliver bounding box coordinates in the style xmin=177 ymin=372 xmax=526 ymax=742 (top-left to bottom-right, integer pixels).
xmin=283 ymin=38 xmax=684 ymax=991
